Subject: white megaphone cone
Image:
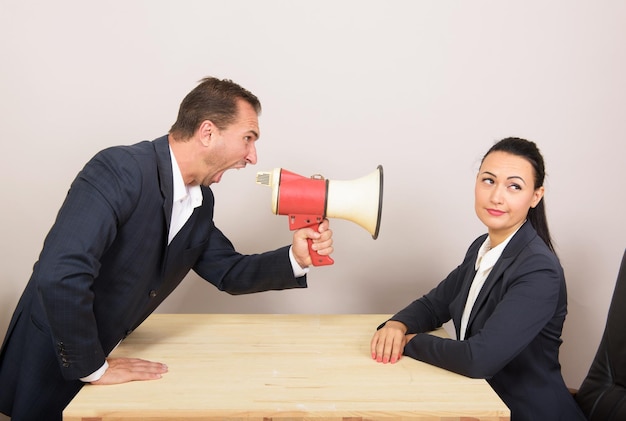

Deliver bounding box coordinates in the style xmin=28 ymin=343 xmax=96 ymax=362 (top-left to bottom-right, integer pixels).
xmin=325 ymin=165 xmax=383 ymax=240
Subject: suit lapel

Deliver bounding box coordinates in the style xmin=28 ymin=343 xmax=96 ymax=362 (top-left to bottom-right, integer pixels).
xmin=464 ymin=222 xmax=536 ymax=337
xmin=154 ymin=135 xmax=174 ymax=232
xmin=452 ymin=266 xmax=480 ymax=339
xmin=152 ymin=135 xmax=176 ymax=281
xmin=466 ymin=254 xmax=514 ymax=330
xmin=451 ymin=235 xmax=487 ymax=339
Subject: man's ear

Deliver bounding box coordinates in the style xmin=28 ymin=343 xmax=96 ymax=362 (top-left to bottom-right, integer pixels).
xmin=198 ymin=120 xmax=215 ymax=146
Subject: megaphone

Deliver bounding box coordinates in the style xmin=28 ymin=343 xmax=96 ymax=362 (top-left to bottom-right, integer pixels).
xmin=256 ymin=165 xmax=383 ymax=266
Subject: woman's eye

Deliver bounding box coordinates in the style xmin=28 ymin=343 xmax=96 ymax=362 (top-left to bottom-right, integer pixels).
xmin=482 ymin=177 xmax=494 ymax=185
xmin=509 ymin=183 xmax=522 ymax=191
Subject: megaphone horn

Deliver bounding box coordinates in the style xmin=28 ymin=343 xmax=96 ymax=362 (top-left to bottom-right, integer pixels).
xmin=326 ymin=165 xmax=384 ymax=240
xmin=256 ymin=166 xmax=384 ymax=266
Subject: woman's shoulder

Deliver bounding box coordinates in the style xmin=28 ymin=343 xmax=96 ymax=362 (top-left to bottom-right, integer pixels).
xmin=511 ymin=223 xmax=559 ymax=262
xmin=507 ymin=228 xmax=563 ymax=279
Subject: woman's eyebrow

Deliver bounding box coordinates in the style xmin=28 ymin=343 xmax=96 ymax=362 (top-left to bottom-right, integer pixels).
xmin=481 ymin=171 xmax=527 ymax=185
xmin=507 ymin=175 xmax=527 ymax=185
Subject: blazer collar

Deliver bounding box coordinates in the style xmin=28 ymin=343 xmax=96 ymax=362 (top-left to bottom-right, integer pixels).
xmin=153 ymin=135 xmax=174 ymax=227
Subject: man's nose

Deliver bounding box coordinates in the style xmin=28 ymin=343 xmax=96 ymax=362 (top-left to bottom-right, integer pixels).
xmin=246 ymin=142 xmax=258 ymax=165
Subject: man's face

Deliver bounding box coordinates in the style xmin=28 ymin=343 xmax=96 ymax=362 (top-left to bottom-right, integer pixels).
xmin=199 ymin=99 xmax=260 ymax=186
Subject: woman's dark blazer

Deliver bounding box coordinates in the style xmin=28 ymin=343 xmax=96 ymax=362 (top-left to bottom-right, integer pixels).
xmin=386 ymin=221 xmax=586 ymax=421
xmin=0 ymin=135 xmax=306 ymax=420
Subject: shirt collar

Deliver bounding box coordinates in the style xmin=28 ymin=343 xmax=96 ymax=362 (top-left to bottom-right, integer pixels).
xmin=169 ymin=146 xmax=203 ymax=207
xmin=475 ymin=222 xmax=525 ymax=271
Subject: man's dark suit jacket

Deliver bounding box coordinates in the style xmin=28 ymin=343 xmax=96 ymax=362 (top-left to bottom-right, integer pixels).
xmin=0 ymin=136 xmax=306 ymax=420
xmin=385 ymin=221 xmax=586 ymax=421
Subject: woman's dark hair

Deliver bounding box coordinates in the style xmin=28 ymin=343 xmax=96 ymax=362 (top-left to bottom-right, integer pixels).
xmin=482 ymin=137 xmax=555 ymax=253
xmin=169 ymin=77 xmax=261 ymax=140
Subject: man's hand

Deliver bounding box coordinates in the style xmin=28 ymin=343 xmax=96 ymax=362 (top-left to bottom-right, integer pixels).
xmin=370 ymin=320 xmax=411 ymax=364
xmin=291 ymin=219 xmax=334 ymax=268
xmin=90 ymin=357 xmax=168 ymax=385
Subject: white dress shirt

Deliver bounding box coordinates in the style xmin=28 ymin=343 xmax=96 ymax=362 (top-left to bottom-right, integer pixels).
xmin=168 ymin=146 xmax=203 ymax=243
xmin=458 ymin=226 xmax=521 ymax=340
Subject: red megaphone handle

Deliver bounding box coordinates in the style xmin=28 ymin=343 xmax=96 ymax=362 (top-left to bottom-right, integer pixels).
xmin=287 ymin=214 xmax=334 ymax=266
xmin=308 ymin=238 xmax=334 ymax=266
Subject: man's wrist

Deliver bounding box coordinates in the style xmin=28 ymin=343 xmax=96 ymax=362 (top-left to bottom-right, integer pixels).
xmin=80 ymin=360 xmax=109 ymax=382
xmin=289 ymin=246 xmax=309 ymax=277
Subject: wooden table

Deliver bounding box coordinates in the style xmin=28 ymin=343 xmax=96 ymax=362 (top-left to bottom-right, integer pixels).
xmin=63 ymin=314 xmax=510 ymax=420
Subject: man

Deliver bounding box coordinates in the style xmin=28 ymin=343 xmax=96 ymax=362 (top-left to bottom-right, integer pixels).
xmin=0 ymin=77 xmax=334 ymax=420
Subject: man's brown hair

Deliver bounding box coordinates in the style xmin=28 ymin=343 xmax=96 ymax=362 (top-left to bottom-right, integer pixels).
xmin=169 ymin=77 xmax=261 ymax=140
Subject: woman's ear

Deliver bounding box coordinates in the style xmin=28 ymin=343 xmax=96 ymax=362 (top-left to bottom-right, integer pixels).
xmin=531 ymin=186 xmax=545 ymax=208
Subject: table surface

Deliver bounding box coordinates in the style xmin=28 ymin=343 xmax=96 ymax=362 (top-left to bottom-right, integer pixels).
xmin=63 ymin=314 xmax=510 ymax=421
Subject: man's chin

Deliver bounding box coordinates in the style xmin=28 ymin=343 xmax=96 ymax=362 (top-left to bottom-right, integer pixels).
xmin=208 ymin=171 xmax=225 ymax=185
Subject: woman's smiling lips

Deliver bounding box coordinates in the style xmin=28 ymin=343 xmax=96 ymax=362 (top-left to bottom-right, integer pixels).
xmin=487 ymin=208 xmax=506 ymax=216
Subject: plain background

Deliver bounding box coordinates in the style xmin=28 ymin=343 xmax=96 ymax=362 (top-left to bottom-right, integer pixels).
xmin=1 ymin=1 xmax=625 ymax=406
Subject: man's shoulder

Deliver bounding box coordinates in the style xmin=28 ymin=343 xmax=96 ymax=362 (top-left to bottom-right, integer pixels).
xmin=101 ymin=135 xmax=168 ymax=158
xmin=88 ymin=136 xmax=168 ymax=171
xmin=78 ymin=136 xmax=167 ymax=184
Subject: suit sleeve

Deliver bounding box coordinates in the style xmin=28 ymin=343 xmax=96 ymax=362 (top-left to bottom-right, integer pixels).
xmin=402 ymin=251 xmax=562 ymax=379
xmin=388 ymin=264 xmax=465 ymax=333
xmin=385 ymin=238 xmax=484 ymax=334
xmin=35 ymin=148 xmax=141 ymax=379
xmin=192 ymin=225 xmax=307 ymax=295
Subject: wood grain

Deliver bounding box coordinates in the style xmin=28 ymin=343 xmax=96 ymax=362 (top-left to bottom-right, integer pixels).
xmin=63 ymin=314 xmax=509 ymax=420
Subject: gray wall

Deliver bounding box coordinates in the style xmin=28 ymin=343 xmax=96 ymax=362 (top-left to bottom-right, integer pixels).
xmin=1 ymin=0 xmax=625 ymax=390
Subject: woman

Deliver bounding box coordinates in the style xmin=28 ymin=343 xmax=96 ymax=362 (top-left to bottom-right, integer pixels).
xmin=371 ymin=137 xmax=586 ymax=420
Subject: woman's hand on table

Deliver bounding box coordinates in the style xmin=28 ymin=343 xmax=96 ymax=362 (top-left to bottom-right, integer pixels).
xmin=371 ymin=320 xmax=414 ymax=364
